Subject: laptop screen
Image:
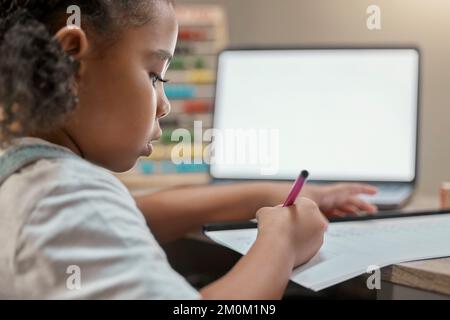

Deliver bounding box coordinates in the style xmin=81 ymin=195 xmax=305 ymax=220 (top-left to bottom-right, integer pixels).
xmin=210 ymin=48 xmax=419 ymax=182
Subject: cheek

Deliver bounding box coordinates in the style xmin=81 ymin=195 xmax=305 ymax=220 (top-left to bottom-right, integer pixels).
xmin=128 ymin=73 xmax=158 ymax=137
xmin=78 ymin=63 xmax=157 ymax=151
xmin=107 ymin=69 xmax=157 ymax=138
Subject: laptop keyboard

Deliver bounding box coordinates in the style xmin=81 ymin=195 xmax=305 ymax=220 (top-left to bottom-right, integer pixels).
xmin=371 ymin=184 xmax=412 ymax=195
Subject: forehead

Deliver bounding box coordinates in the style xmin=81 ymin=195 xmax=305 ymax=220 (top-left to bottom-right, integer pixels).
xmin=112 ymin=3 xmax=178 ymax=59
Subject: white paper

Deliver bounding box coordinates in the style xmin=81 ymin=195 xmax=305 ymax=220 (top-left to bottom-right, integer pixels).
xmin=205 ymin=214 xmax=450 ymax=291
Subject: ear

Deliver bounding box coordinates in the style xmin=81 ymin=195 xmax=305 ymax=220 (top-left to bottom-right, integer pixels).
xmin=54 ymin=26 xmax=89 ymax=59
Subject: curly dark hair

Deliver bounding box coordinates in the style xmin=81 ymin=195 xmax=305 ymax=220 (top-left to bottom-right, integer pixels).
xmin=0 ymin=0 xmax=173 ymax=145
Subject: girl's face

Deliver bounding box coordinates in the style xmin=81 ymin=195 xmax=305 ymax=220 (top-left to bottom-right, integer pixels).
xmin=65 ymin=3 xmax=178 ymax=172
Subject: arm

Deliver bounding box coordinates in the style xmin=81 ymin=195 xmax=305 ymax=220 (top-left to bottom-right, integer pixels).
xmin=201 ymin=200 xmax=328 ymax=299
xmin=134 ymin=182 xmax=274 ymax=243
xmin=200 ymin=232 xmax=294 ymax=299
xmin=134 ymin=182 xmax=377 ymax=243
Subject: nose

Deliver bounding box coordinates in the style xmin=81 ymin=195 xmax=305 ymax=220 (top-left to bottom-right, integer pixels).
xmin=157 ymin=89 xmax=171 ymax=119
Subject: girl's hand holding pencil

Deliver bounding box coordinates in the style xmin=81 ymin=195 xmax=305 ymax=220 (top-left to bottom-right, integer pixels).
xmin=256 ymin=170 xmax=328 ymax=267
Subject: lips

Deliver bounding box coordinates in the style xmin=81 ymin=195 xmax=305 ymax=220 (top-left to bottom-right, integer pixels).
xmin=142 ymin=129 xmax=163 ymax=157
xmin=151 ymin=129 xmax=163 ymax=142
xmin=146 ymin=142 xmax=154 ymax=155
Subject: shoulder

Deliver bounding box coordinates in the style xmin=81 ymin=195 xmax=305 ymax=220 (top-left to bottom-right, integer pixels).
xmin=8 ymin=157 xmax=199 ymax=299
xmin=19 ymin=155 xmax=148 ymax=241
xmin=33 ymin=155 xmax=131 ymax=197
xmin=2 ymin=152 xmax=136 ymax=217
xmin=0 ymin=140 xmax=200 ymax=299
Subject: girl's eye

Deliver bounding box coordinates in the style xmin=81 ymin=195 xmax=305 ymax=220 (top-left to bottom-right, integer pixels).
xmin=149 ymin=73 xmax=169 ymax=87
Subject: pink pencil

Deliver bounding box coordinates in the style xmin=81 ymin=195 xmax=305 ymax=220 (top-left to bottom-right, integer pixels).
xmin=283 ymin=170 xmax=310 ymax=207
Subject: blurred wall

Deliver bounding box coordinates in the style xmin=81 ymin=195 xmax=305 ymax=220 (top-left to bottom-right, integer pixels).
xmin=179 ymin=0 xmax=450 ymax=195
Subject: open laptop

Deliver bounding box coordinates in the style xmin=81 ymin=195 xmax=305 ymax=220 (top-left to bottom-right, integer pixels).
xmin=210 ymin=48 xmax=420 ymax=210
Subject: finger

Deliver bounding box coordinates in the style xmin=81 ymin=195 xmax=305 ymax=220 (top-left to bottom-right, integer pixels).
xmin=326 ymin=209 xmax=348 ymax=218
xmin=346 ymin=184 xmax=378 ymax=196
xmin=338 ymin=204 xmax=360 ymax=216
xmin=348 ymin=196 xmax=378 ymax=214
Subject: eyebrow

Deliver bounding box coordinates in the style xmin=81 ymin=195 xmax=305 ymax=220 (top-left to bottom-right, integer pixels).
xmin=152 ymin=49 xmax=173 ymax=63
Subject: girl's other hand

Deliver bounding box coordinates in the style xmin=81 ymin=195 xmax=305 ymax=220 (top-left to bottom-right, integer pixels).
xmin=311 ymin=183 xmax=378 ymax=218
xmin=263 ymin=182 xmax=378 ymax=218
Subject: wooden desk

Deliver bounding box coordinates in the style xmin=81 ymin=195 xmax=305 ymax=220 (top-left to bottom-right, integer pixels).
xmin=378 ymin=195 xmax=450 ymax=299
xmin=117 ymin=172 xmax=450 ymax=299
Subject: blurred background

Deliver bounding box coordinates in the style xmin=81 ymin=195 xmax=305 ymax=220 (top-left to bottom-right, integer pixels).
xmin=122 ymin=0 xmax=450 ymax=299
xmin=179 ymin=0 xmax=450 ymax=196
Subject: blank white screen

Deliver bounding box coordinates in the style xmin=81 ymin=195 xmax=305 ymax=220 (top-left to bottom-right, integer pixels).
xmin=211 ymin=49 xmax=419 ymax=181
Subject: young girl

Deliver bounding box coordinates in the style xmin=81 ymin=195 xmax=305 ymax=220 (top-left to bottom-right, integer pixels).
xmin=0 ymin=0 xmax=377 ymax=299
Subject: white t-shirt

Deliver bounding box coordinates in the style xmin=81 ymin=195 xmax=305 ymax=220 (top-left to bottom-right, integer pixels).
xmin=0 ymin=138 xmax=201 ymax=299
